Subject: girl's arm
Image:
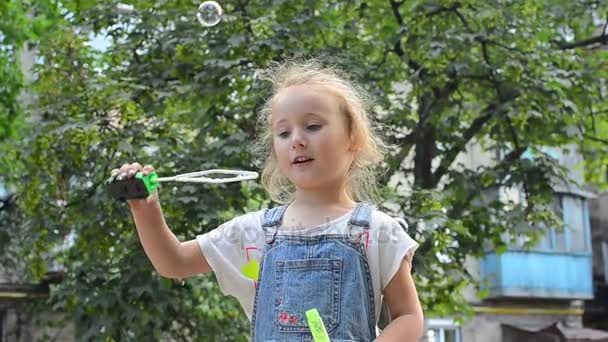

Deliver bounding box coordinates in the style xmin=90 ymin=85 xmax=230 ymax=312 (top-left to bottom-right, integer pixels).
xmin=376 ymin=254 xmax=424 ymax=342
xmin=115 ymin=162 xmax=212 ymax=279
xmin=129 ymin=198 xmax=212 ymax=279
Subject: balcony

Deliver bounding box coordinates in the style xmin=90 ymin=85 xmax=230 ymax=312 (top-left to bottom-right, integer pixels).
xmin=481 ymin=250 xmax=593 ymax=299
xmin=481 ymin=192 xmax=594 ymax=299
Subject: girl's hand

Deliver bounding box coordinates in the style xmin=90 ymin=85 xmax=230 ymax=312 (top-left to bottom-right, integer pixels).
xmin=111 ymin=162 xmax=155 ymax=180
xmin=110 ymin=162 xmax=158 ymax=205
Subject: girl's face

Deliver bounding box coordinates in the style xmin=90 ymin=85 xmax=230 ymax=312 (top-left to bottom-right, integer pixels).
xmin=271 ymin=84 xmax=356 ymax=191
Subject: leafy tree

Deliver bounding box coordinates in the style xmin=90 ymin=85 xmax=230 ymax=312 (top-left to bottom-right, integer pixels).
xmin=1 ymin=0 xmax=607 ymax=339
xmin=0 ymin=0 xmax=29 ymax=141
xmin=0 ymin=0 xmax=65 ymax=281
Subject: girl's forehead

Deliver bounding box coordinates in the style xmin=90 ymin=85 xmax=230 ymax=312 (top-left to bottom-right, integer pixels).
xmin=271 ymin=85 xmax=340 ymax=122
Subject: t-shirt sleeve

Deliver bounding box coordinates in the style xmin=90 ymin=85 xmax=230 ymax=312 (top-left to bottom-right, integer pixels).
xmin=196 ymin=211 xmax=264 ymax=298
xmin=376 ymin=213 xmax=419 ymax=291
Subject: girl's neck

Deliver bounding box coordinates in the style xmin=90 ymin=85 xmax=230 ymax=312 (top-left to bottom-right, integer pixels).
xmin=290 ymin=188 xmax=357 ymax=212
xmin=280 ymin=185 xmax=357 ymax=231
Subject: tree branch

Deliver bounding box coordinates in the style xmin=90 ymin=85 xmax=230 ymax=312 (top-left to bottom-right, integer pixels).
xmin=388 ymin=0 xmax=426 ymax=76
xmin=502 ymin=115 xmax=534 ymax=218
xmin=555 ymin=35 xmax=608 ymax=49
xmin=554 ymin=30 xmax=608 ymax=50
xmin=431 ymin=94 xmax=520 ymax=187
xmin=584 ymin=134 xmax=608 ymax=146
xmin=502 ymin=146 xmax=527 ymax=163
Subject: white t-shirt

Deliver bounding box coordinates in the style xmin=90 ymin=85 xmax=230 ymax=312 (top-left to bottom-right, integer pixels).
xmin=196 ymin=206 xmax=419 ymax=324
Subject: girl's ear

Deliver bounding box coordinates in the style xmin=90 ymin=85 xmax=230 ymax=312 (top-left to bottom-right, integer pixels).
xmin=349 ymin=135 xmax=361 ymax=152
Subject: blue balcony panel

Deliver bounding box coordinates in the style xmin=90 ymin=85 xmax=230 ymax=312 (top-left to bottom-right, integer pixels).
xmin=481 ymin=251 xmax=593 ymax=299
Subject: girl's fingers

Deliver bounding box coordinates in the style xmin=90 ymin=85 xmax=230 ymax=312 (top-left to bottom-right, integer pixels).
xmin=119 ymin=163 xmax=130 ymax=173
xmin=128 ymin=162 xmax=142 ymax=177
xmin=114 ymin=162 xmax=154 ymax=179
xmin=118 ymin=162 xmax=139 ymax=179
xmin=142 ymin=164 xmax=155 ymax=176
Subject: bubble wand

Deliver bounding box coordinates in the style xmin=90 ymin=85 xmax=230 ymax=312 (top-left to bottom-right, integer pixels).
xmin=105 ymin=169 xmax=258 ymax=201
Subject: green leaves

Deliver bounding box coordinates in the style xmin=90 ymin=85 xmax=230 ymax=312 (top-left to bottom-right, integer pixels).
xmin=1 ymin=0 xmax=607 ymax=338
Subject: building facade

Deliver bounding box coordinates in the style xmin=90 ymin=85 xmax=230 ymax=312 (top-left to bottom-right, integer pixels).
xmin=422 ymin=142 xmax=608 ymax=341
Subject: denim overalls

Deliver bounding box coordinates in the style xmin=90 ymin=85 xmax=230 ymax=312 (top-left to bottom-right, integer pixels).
xmin=251 ymin=202 xmax=377 ymax=341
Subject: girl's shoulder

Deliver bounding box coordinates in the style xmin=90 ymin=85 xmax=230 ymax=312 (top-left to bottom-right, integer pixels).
xmin=218 ymin=208 xmax=266 ymax=232
xmin=369 ymin=207 xmax=408 ymax=232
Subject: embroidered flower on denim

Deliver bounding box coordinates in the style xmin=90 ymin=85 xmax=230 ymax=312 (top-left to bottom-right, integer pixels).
xmin=288 ymin=314 xmax=299 ymax=325
xmin=278 ymin=312 xmax=290 ymax=323
xmin=277 ymin=311 xmax=302 ymax=326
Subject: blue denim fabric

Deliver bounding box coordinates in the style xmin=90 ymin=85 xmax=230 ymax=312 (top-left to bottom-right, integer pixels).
xmin=251 ymin=202 xmax=377 ymax=342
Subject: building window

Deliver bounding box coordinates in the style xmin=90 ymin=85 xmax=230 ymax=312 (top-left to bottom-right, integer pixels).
xmin=545 ymin=193 xmax=589 ymax=254
xmin=424 ymin=319 xmax=462 ymax=342
xmin=508 ymin=193 xmax=590 ymax=254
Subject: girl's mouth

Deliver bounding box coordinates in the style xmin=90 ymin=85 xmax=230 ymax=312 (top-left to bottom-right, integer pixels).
xmin=293 ymin=159 xmax=314 ymax=165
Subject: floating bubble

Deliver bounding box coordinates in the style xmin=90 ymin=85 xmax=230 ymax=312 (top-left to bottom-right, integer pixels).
xmin=196 ymin=1 xmax=223 ymax=27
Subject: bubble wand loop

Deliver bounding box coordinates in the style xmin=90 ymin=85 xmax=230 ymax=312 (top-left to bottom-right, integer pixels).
xmin=105 ymin=169 xmax=258 ymax=201
xmin=157 ymin=169 xmax=259 ymax=184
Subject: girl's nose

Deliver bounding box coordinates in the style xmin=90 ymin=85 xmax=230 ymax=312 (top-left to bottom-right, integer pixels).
xmin=291 ymin=129 xmax=307 ymax=148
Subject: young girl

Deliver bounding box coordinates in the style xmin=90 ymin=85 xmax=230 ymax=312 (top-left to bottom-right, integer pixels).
xmin=112 ymin=60 xmax=423 ymax=341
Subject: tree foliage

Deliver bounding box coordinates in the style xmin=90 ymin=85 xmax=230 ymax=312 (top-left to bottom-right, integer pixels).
xmin=1 ymin=0 xmax=607 ymax=339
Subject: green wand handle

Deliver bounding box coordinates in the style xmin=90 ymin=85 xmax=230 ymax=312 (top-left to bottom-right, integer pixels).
xmin=306 ymin=309 xmax=330 ymax=342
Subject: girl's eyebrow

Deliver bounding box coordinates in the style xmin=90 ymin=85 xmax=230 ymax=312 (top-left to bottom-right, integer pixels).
xmin=274 ymin=113 xmax=325 ymax=127
xmin=274 ymin=118 xmax=288 ymax=126
xmin=304 ymin=112 xmax=325 ymax=120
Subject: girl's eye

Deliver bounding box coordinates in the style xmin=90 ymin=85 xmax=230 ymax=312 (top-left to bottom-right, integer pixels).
xmin=278 ymin=131 xmax=290 ymax=138
xmin=307 ymin=124 xmax=321 ymax=131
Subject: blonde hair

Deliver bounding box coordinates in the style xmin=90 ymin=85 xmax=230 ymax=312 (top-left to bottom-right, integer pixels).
xmin=251 ymin=59 xmax=387 ymax=205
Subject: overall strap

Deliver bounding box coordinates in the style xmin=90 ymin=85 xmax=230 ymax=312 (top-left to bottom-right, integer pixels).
xmin=261 ymin=205 xmax=287 ymax=244
xmin=348 ymin=202 xmax=375 ymax=241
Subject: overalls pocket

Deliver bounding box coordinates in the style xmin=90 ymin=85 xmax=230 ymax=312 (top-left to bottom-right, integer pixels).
xmin=273 ymin=258 xmax=342 ymax=333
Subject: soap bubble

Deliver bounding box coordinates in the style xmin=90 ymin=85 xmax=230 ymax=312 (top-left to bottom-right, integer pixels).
xmin=196 ymin=1 xmax=223 ymax=27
